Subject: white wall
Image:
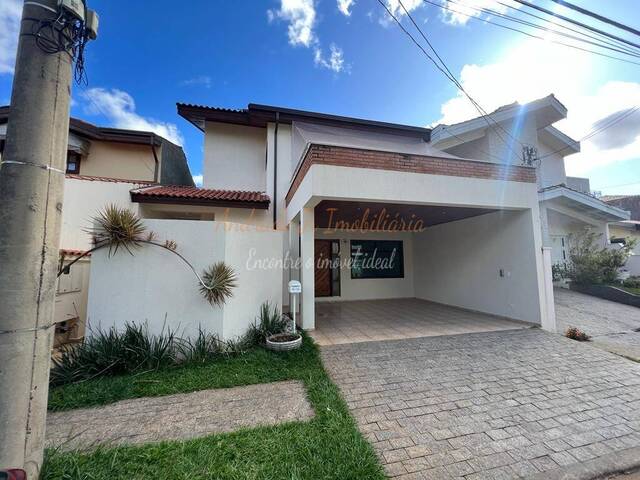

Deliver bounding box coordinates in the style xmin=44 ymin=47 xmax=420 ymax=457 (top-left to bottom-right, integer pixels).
xmin=203 ymin=122 xmax=267 ymax=192
xmin=414 ymin=209 xmax=543 ymax=324
xmin=62 ymin=177 xmax=142 ymax=251
xmin=315 ymin=229 xmax=414 ymax=302
xmin=87 ymin=220 xmax=284 ymax=340
xmin=538 ymin=142 xmax=567 ymax=188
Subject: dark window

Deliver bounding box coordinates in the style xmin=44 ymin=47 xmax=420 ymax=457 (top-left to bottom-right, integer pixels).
xmin=66 ymin=152 xmax=81 ymax=174
xmin=350 ymin=240 xmax=404 ymax=279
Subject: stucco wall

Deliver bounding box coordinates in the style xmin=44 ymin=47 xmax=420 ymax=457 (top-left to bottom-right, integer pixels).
xmin=87 ymin=220 xmax=283 ymax=340
xmin=61 ymin=177 xmax=143 ymax=251
xmin=413 ymin=209 xmax=543 ymax=324
xmin=80 ymin=140 xmax=157 ymax=181
xmin=538 ymin=142 xmax=567 ymax=188
xmin=315 ymin=229 xmax=414 ymax=302
xmin=204 ymin=122 xmax=267 ymax=192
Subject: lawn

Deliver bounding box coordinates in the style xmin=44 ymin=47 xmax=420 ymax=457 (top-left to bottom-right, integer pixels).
xmin=43 ymin=336 xmax=386 ymax=480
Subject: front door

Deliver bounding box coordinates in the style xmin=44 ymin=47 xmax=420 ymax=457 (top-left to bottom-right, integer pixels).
xmin=314 ymin=240 xmax=332 ymax=297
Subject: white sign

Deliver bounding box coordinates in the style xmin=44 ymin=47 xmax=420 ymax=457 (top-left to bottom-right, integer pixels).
xmin=288 ymin=280 xmax=302 ymax=294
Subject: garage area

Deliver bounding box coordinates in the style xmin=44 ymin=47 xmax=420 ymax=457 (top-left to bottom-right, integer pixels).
xmin=311 ymin=298 xmax=533 ymax=346
xmin=309 ymin=201 xmax=546 ymax=341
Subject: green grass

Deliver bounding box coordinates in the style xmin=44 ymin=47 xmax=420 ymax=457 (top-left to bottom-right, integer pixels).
xmin=620 ymin=286 xmax=640 ymax=296
xmin=43 ymin=336 xmax=386 ymax=480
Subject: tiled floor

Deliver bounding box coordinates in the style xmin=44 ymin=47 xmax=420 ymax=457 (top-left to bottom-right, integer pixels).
xmin=310 ymin=298 xmax=532 ymax=346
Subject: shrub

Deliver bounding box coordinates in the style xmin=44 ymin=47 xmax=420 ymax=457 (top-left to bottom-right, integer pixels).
xmin=623 ymin=276 xmax=640 ymax=289
xmin=50 ymin=323 xmax=178 ymax=386
xmin=552 ymin=263 xmax=568 ymax=281
xmin=564 ymin=327 xmax=591 ymax=342
xmin=245 ymin=302 xmax=289 ymax=345
xmin=566 ymin=229 xmax=636 ymax=285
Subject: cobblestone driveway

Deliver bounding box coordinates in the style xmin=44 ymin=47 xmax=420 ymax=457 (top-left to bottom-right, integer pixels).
xmin=322 ymin=329 xmax=640 ymax=479
xmin=555 ymin=288 xmax=640 ymax=360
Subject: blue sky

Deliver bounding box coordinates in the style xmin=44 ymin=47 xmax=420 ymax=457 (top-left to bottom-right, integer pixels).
xmin=1 ymin=0 xmax=639 ymax=194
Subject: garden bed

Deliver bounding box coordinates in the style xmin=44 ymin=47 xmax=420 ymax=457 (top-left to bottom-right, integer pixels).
xmin=569 ymin=283 xmax=640 ymax=308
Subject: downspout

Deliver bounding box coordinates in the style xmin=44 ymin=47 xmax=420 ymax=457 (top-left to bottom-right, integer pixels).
xmin=150 ymin=137 xmax=159 ymax=183
xmin=273 ymin=112 xmax=279 ymax=230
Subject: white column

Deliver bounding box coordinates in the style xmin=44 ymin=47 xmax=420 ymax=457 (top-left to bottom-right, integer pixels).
xmin=538 ymin=202 xmax=557 ymax=332
xmin=300 ymin=206 xmax=315 ymax=330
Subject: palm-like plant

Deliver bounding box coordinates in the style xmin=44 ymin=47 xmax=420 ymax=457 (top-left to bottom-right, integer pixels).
xmin=200 ymin=262 xmax=238 ymax=307
xmin=92 ymin=204 xmax=147 ymax=255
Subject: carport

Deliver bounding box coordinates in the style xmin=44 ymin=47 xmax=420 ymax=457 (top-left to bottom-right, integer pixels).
xmin=311 ymin=298 xmax=533 ymax=345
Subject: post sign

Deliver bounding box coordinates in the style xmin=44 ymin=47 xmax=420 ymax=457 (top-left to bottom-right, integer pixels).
xmin=288 ymin=280 xmax=302 ymax=294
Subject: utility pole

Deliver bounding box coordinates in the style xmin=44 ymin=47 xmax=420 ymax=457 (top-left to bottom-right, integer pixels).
xmin=0 ymin=0 xmax=97 ymax=476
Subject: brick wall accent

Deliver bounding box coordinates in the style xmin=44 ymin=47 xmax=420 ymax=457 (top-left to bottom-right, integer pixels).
xmin=285 ymin=144 xmax=537 ymax=205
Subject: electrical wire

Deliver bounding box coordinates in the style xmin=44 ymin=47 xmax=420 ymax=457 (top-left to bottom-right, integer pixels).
xmin=444 ymin=0 xmax=640 ymax=59
xmin=421 ymin=0 xmax=640 ymax=66
xmin=379 ymin=0 xmax=527 ymax=165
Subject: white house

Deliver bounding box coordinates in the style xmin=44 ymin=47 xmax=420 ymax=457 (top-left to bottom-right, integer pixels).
xmin=66 ymin=95 xmax=633 ymax=342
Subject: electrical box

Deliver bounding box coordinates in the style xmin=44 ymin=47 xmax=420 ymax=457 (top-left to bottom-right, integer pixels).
xmin=58 ymin=0 xmax=85 ymax=21
xmin=85 ymin=9 xmax=99 ymax=40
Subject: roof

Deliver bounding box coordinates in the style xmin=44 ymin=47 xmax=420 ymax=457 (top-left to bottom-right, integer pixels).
xmin=130 ymin=185 xmax=270 ymax=209
xmin=177 ymin=102 xmax=431 ymax=140
xmin=431 ymin=94 xmax=570 ymax=148
xmin=602 ymin=194 xmax=640 ymax=221
xmin=539 ymin=184 xmax=630 ymax=222
xmin=65 ymin=174 xmax=156 ymax=185
xmin=0 ymin=106 xmax=164 ymax=146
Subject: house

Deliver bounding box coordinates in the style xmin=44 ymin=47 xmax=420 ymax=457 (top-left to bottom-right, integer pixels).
xmin=602 ymin=194 xmax=640 ymax=276
xmin=0 ymin=107 xmax=193 ymax=344
xmin=430 ymin=95 xmax=630 ymax=269
xmin=81 ymin=94 xmax=634 ymax=342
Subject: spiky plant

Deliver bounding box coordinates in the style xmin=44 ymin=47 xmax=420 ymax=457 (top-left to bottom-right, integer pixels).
xmin=200 ymin=262 xmax=237 ymax=307
xmin=92 ymin=204 xmax=147 ymax=255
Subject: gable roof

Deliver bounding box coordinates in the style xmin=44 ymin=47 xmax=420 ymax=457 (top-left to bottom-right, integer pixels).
xmin=602 ymin=194 xmax=640 ymax=221
xmin=177 ymin=102 xmax=431 ymax=140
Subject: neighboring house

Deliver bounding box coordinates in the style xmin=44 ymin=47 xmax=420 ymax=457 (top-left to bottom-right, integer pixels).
xmin=0 ymin=107 xmax=193 ymax=344
xmin=430 ymin=95 xmax=630 ymax=269
xmin=602 ymin=194 xmax=640 ymax=276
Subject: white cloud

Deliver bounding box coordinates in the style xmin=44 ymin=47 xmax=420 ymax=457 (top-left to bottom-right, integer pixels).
xmin=268 ymin=0 xmax=348 ymax=73
xmin=192 ymin=174 xmax=203 ymax=187
xmin=434 ymin=38 xmax=640 ymax=179
xmin=81 ymin=88 xmax=184 ymax=146
xmin=180 ymin=75 xmax=212 ymax=88
xmin=314 ymin=44 xmax=346 ymax=73
xmin=378 ymin=0 xmax=423 ymax=25
xmin=337 ymin=0 xmax=355 ymax=16
xmin=0 ymin=0 xmax=21 ymax=74
xmin=439 ymin=0 xmax=520 ymax=26
xmin=269 ymin=0 xmax=317 ymax=47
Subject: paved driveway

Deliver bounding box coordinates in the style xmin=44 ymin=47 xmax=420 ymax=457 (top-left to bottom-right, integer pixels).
xmin=555 ymin=288 xmax=640 ymax=360
xmin=322 ymin=329 xmax=640 ymax=479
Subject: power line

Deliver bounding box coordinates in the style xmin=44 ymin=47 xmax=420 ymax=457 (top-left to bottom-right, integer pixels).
xmin=548 ymin=0 xmax=640 ymax=39
xmin=380 ymin=0 xmax=526 ymax=162
xmin=495 ymin=0 xmax=640 ymax=57
xmin=444 ymin=0 xmax=640 ymax=59
xmin=511 ymin=0 xmax=640 ymax=52
xmin=538 ymin=106 xmax=640 ymax=159
xmin=421 ymin=0 xmax=640 ymax=66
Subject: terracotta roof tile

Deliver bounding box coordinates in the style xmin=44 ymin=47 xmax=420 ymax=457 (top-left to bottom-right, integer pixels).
xmin=130 ymin=185 xmax=270 ymax=208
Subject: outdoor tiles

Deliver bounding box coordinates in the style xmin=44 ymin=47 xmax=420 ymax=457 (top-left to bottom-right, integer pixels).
xmin=321 ymin=329 xmax=640 ymax=479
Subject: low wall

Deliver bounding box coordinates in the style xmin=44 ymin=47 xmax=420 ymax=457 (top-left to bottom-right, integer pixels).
xmin=570 ymin=283 xmax=640 ymax=308
xmin=87 ymin=219 xmax=284 ymax=340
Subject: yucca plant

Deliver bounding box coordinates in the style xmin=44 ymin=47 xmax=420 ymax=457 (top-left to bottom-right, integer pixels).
xmin=92 ymin=204 xmax=147 ymax=256
xmin=200 ymin=262 xmax=238 ymax=307
xmin=245 ymin=302 xmax=288 ymax=344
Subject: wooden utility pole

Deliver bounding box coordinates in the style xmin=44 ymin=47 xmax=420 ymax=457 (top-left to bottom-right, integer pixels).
xmin=0 ymin=0 xmax=96 ymax=476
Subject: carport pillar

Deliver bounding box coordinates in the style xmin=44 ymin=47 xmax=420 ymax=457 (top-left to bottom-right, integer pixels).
xmin=538 ymin=204 xmax=557 ymax=332
xmin=300 ymin=206 xmax=315 ymax=330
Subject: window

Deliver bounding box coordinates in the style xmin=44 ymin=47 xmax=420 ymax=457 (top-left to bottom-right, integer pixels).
xmin=350 ymin=240 xmax=404 ymax=279
xmin=66 ymin=152 xmax=81 ymax=174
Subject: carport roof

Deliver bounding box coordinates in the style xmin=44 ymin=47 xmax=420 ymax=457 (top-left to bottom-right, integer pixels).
xmin=539 ymin=184 xmax=630 ymax=221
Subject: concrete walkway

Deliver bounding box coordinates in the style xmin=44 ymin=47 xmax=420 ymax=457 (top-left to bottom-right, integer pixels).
xmin=46 ymin=380 xmax=314 ymax=451
xmin=555 ymin=288 xmax=640 ymax=360
xmin=322 ymin=329 xmax=640 ymax=479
